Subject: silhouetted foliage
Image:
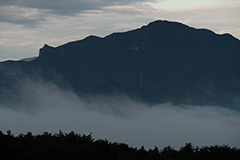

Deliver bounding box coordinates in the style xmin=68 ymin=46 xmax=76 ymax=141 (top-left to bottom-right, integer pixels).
xmin=0 ymin=130 xmax=239 ymax=160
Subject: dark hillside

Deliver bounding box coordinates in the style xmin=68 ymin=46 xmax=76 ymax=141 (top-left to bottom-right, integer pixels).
xmin=1 ymin=20 xmax=240 ymax=109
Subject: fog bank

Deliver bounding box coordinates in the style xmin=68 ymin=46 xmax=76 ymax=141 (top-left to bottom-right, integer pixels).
xmin=0 ymin=80 xmax=240 ymax=149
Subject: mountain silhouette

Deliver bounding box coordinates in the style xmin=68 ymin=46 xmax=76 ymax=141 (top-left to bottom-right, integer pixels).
xmin=1 ymin=20 xmax=240 ymax=109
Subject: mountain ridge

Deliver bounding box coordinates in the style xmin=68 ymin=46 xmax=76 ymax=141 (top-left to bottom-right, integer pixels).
xmin=39 ymin=20 xmax=239 ymax=56
xmin=1 ymin=20 xmax=240 ymax=109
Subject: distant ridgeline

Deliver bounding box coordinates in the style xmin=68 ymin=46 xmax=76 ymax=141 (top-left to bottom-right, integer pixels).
xmin=1 ymin=20 xmax=240 ymax=109
xmin=1 ymin=130 xmax=240 ymax=160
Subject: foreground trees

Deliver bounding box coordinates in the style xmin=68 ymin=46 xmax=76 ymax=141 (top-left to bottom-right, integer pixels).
xmin=0 ymin=130 xmax=239 ymax=160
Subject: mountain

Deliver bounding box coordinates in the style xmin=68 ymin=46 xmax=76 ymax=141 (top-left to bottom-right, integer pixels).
xmin=20 ymin=56 xmax=37 ymax=62
xmin=1 ymin=20 xmax=240 ymax=109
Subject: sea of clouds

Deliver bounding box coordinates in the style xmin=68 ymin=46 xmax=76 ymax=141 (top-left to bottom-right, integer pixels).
xmin=0 ymin=79 xmax=240 ymax=149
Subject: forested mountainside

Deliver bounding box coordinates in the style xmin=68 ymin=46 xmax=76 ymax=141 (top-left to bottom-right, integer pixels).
xmin=1 ymin=20 xmax=240 ymax=109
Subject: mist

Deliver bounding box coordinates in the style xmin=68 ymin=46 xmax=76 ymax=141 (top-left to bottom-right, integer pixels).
xmin=0 ymin=79 xmax=240 ymax=149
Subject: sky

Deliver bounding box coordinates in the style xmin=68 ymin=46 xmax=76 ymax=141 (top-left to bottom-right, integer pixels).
xmin=0 ymin=0 xmax=240 ymax=60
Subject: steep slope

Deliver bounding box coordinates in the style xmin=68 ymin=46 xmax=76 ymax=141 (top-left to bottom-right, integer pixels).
xmin=1 ymin=20 xmax=240 ymax=109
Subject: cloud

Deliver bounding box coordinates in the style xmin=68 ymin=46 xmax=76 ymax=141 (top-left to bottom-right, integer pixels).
xmin=0 ymin=38 xmax=36 ymax=47
xmin=104 ymin=4 xmax=159 ymax=15
xmin=0 ymin=0 xmax=160 ymax=15
xmin=0 ymin=79 xmax=240 ymax=149
xmin=0 ymin=5 xmax=45 ymax=27
xmin=0 ymin=0 xmax=161 ymax=27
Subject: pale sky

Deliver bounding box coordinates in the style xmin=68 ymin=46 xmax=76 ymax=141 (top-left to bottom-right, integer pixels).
xmin=0 ymin=0 xmax=240 ymax=60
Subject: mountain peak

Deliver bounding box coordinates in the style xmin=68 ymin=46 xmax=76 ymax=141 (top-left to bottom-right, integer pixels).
xmin=146 ymin=20 xmax=189 ymax=29
xmin=42 ymin=44 xmax=53 ymax=49
xmin=85 ymin=35 xmax=101 ymax=40
xmin=39 ymin=44 xmax=54 ymax=57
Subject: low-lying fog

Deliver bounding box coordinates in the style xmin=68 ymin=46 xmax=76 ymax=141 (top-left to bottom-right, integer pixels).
xmin=1 ymin=80 xmax=240 ymax=149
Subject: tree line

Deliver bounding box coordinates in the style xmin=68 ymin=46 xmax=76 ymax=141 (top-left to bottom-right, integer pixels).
xmin=1 ymin=130 xmax=239 ymax=160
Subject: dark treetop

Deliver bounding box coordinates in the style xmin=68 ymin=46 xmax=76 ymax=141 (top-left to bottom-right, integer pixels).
xmin=1 ymin=130 xmax=240 ymax=160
